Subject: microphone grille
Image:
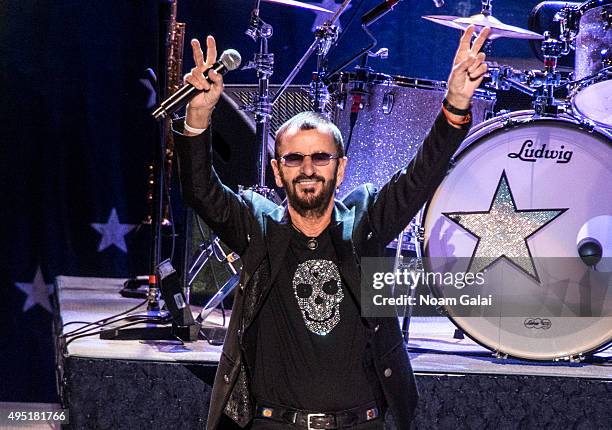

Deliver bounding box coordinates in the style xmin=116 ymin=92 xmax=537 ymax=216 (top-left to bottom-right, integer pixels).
xmin=219 ymin=49 xmax=242 ymax=71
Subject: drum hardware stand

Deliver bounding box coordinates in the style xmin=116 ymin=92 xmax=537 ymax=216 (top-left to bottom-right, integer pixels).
xmin=348 ymin=47 xmax=391 ymax=103
xmin=344 ymin=81 xmax=369 ymax=154
xmin=343 ymin=50 xmax=391 ymax=154
xmin=243 ymin=1 xmax=277 ymax=198
xmin=322 ymin=0 xmax=382 ymax=84
xmin=487 ymin=32 xmax=573 ymax=116
xmin=554 ymin=353 xmax=585 ymax=363
xmin=397 ymin=219 xmax=425 ymax=343
xmin=367 ymin=47 xmax=389 ymax=60
xmin=271 ymin=0 xmax=352 ymax=116
xmin=309 ymin=22 xmax=341 ymax=115
xmin=485 ymin=5 xmax=578 ymax=115
xmin=395 ymin=218 xmax=467 ymax=343
xmin=531 ymin=33 xmax=569 ymax=115
xmin=493 ymin=350 xmax=508 ymax=360
xmin=481 ymin=0 xmax=492 ymax=17
xmin=178 ymin=215 xmax=240 ymax=343
xmin=241 ymin=0 xmax=349 ymax=197
xmin=486 ymin=64 xmax=537 ymax=97
xmin=190 ymin=236 xmax=241 ymax=344
xmin=185 ymin=236 xmax=240 ymax=298
xmin=554 ymin=5 xmax=579 ymax=52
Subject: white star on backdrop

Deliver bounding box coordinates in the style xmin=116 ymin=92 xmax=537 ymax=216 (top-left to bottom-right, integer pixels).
xmin=15 ymin=266 xmax=53 ymax=313
xmin=90 ymin=208 xmax=136 ymax=253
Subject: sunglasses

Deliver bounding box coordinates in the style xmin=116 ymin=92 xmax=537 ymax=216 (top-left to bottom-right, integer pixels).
xmin=279 ymin=152 xmax=340 ymax=167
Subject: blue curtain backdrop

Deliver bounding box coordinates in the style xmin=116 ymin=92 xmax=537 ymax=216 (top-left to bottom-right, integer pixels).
xmin=1 ymin=0 xmax=541 ymax=403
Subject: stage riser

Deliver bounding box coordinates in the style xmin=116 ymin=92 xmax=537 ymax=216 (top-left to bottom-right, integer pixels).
xmin=60 ymin=357 xmax=612 ymax=429
xmin=61 ymin=358 xmax=215 ymax=429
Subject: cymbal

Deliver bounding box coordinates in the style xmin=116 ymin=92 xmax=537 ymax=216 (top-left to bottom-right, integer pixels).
xmin=423 ymin=13 xmax=544 ymax=40
xmin=262 ymin=0 xmax=333 ymax=13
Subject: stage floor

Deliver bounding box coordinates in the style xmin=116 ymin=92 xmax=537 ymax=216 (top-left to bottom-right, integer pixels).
xmin=56 ymin=276 xmax=611 ymax=378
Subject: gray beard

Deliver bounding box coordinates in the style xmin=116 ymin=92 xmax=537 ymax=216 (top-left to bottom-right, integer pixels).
xmin=281 ymin=169 xmax=337 ymax=219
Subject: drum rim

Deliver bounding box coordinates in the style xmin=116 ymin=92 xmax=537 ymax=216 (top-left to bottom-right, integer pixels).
xmin=578 ymin=0 xmax=612 ymax=14
xmin=454 ymin=110 xmax=612 ymax=156
xmin=570 ymin=80 xmax=612 ymax=130
xmin=442 ymin=315 xmax=612 ymax=361
xmin=333 ymin=71 xmax=497 ymax=99
xmin=418 ymin=111 xmax=612 ymax=361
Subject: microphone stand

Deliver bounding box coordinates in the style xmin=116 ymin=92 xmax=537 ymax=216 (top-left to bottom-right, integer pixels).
xmin=121 ymin=68 xmax=165 ymax=308
xmin=147 ymin=104 xmax=165 ymax=311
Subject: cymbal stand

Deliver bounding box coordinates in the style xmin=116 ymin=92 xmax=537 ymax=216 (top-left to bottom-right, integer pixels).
xmin=271 ymin=0 xmax=352 ymax=114
xmin=309 ymin=23 xmax=340 ymax=115
xmin=186 ymin=1 xmax=275 ymax=326
xmin=243 ymin=0 xmax=276 ymax=195
xmin=481 ymin=0 xmax=492 ymax=17
xmin=479 ymin=0 xmax=494 ymax=55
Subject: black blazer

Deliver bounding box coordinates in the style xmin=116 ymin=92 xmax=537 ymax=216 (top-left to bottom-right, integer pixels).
xmin=175 ymin=111 xmax=469 ymax=429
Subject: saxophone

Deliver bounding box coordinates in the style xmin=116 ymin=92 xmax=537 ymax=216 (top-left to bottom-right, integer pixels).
xmin=145 ymin=0 xmax=186 ymax=224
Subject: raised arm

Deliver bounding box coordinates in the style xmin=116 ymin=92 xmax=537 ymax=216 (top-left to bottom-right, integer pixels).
xmin=174 ymin=36 xmax=252 ymax=255
xmin=368 ymin=26 xmax=491 ymax=245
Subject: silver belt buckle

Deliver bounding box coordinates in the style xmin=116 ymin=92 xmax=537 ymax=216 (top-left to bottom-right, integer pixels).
xmin=307 ymin=413 xmax=326 ymax=430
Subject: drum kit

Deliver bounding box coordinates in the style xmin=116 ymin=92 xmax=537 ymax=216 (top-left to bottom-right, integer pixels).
xmin=232 ymin=0 xmax=611 ymax=361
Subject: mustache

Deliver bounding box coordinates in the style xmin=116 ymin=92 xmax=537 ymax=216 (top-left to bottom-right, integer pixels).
xmin=293 ymin=174 xmax=325 ymax=184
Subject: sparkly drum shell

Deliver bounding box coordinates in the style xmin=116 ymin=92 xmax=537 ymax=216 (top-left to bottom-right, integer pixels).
xmin=332 ymin=74 xmax=496 ymax=197
xmin=575 ymin=0 xmax=612 ymax=79
xmin=421 ymin=111 xmax=612 ymax=360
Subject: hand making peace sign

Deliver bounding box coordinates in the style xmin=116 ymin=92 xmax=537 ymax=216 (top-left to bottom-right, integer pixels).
xmin=183 ymin=36 xmax=224 ymax=131
xmin=445 ymin=25 xmax=491 ymax=110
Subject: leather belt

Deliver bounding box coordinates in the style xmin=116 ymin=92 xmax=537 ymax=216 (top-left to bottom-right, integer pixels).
xmin=255 ymin=402 xmax=381 ymax=429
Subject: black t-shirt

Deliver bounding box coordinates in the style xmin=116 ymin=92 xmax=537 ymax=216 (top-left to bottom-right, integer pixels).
xmin=251 ymin=225 xmax=375 ymax=411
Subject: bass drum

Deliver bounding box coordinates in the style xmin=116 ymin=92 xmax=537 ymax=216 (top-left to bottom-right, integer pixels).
xmin=420 ymin=111 xmax=612 ymax=360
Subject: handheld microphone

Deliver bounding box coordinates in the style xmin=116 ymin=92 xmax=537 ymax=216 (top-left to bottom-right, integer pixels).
xmin=152 ymin=49 xmax=242 ymax=120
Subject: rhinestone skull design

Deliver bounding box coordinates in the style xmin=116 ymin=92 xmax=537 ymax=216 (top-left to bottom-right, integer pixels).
xmin=292 ymin=259 xmax=344 ymax=336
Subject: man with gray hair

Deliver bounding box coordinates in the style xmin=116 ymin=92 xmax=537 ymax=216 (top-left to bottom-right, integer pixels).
xmin=176 ymin=26 xmax=491 ymax=430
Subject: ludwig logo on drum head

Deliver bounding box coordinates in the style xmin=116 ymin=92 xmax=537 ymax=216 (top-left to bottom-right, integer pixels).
xmin=508 ymin=140 xmax=573 ymax=164
xmin=524 ymin=318 xmax=552 ymax=329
